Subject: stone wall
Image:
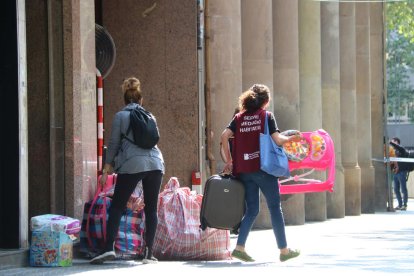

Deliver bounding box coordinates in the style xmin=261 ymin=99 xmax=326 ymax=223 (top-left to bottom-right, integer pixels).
xmin=101 ymin=0 xmax=199 ymax=188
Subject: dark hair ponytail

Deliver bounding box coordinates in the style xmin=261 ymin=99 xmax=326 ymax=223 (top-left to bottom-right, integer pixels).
xmin=238 ymin=84 xmax=270 ymax=112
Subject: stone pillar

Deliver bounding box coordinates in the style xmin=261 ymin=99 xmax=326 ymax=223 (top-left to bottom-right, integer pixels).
xmin=340 ymin=3 xmax=361 ymax=216
xmin=273 ymin=0 xmax=305 ymax=226
xmin=47 ymin=0 xmax=66 ymax=214
xmin=299 ymin=0 xmax=326 ymax=221
xmin=26 ymin=0 xmax=51 ymax=222
xmin=370 ymin=3 xmax=388 ymax=211
xmin=241 ymin=0 xmax=274 ymax=228
xmin=206 ymin=0 xmax=243 ymax=173
xmin=356 ymin=2 xmax=376 ymax=213
xmin=321 ymin=2 xmax=345 ymax=218
xmin=241 ymin=0 xmax=274 ymax=98
xmin=62 ymin=0 xmax=97 ymax=219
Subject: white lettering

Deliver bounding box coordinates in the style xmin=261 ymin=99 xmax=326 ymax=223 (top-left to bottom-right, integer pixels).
xmin=243 ymin=151 xmax=260 ymax=160
xmin=244 ymin=115 xmax=260 ymax=121
xmin=240 ymin=125 xmax=262 ymax=133
xmin=241 ymin=119 xmax=261 ymax=127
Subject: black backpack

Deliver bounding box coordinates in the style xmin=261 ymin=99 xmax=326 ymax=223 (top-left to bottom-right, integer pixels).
xmin=122 ymin=105 xmax=160 ymax=149
xmin=391 ymin=142 xmax=414 ymax=173
xmin=403 ymin=148 xmax=414 ymax=173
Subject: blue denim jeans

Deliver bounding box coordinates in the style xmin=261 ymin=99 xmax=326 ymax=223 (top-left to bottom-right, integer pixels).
xmin=237 ymin=170 xmax=287 ymax=249
xmin=393 ymin=171 xmax=408 ymax=207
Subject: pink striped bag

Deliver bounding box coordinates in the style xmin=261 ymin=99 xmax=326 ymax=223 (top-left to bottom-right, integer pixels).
xmin=153 ymin=177 xmax=231 ymax=260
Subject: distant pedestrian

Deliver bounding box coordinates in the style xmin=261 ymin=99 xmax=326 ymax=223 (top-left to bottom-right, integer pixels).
xmin=390 ymin=137 xmax=409 ymax=211
xmin=220 ymin=84 xmax=301 ymax=262
xmin=90 ymin=77 xmax=164 ymax=264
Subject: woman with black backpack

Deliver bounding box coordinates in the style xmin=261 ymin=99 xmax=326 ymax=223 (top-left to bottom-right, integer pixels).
xmin=91 ymin=77 xmax=164 ymax=264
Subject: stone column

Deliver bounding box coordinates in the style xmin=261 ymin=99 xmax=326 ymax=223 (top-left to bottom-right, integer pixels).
xmin=273 ymin=0 xmax=305 ymax=226
xmin=241 ymin=0 xmax=274 ymax=228
xmin=321 ymin=2 xmax=345 ymax=218
xmin=206 ymin=0 xmax=243 ymax=173
xmin=299 ymin=0 xmax=326 ymax=221
xmin=241 ymin=0 xmax=274 ymax=97
xmin=47 ymin=0 xmax=66 ymax=214
xmin=370 ymin=3 xmax=388 ymax=211
xmin=356 ymin=2 xmax=376 ymax=213
xmin=340 ymin=3 xmax=361 ymax=216
xmin=62 ymin=0 xmax=97 ymax=219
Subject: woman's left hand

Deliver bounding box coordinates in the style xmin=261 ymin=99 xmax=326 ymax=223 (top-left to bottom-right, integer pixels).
xmin=289 ymin=131 xmax=303 ymax=143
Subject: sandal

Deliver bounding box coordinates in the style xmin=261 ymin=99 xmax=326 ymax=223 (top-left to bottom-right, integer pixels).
xmin=280 ymin=248 xmax=300 ymax=262
xmin=231 ymin=249 xmax=255 ymax=262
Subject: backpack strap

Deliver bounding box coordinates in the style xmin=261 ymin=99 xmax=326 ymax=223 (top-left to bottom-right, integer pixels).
xmin=121 ymin=111 xmax=134 ymax=143
xmin=121 ymin=132 xmax=135 ymax=144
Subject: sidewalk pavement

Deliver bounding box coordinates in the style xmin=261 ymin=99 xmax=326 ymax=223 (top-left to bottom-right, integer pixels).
xmin=2 ymin=199 xmax=413 ymax=276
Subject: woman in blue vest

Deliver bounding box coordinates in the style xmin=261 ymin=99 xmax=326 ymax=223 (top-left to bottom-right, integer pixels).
xmin=220 ymin=84 xmax=301 ymax=262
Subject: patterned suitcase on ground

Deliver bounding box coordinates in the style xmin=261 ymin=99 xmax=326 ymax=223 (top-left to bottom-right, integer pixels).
xmin=200 ymin=174 xmax=245 ymax=233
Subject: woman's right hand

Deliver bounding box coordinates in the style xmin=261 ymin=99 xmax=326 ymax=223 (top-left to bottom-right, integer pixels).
xmin=99 ymin=172 xmax=108 ymax=188
xmin=223 ymin=161 xmax=233 ymax=174
xmin=99 ymin=164 xmax=113 ymax=188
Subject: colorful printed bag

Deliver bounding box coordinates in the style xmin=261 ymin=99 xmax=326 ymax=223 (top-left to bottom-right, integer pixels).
xmin=31 ymin=214 xmax=81 ymax=235
xmin=79 ymin=175 xmax=146 ymax=257
xmin=152 ymin=177 xmax=231 ymax=260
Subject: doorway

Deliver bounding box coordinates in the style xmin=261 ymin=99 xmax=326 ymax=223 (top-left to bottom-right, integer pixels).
xmin=0 ymin=0 xmax=21 ymax=249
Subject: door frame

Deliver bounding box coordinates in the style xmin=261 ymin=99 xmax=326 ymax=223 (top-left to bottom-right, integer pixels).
xmin=17 ymin=0 xmax=29 ymax=249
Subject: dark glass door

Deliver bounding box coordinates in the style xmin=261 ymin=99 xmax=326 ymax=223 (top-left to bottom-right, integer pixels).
xmin=0 ymin=0 xmax=20 ymax=249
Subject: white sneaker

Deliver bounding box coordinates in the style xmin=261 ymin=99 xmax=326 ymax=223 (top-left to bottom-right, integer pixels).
xmin=142 ymin=246 xmax=158 ymax=264
xmin=143 ymin=256 xmax=158 ymax=264
xmin=90 ymin=251 xmax=116 ymax=264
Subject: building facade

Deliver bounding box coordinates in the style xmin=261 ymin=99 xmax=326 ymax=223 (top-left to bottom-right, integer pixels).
xmin=0 ymin=0 xmax=388 ymax=267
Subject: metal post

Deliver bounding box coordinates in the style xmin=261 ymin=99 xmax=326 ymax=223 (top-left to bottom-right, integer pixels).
xmin=97 ymin=69 xmax=104 ymax=172
xmin=383 ymin=2 xmax=394 ymax=211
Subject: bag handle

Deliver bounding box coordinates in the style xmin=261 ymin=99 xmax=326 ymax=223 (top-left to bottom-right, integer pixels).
xmin=263 ymin=111 xmax=269 ymax=135
xmin=86 ymin=174 xmax=117 ymax=251
xmin=218 ymin=172 xmax=236 ymax=179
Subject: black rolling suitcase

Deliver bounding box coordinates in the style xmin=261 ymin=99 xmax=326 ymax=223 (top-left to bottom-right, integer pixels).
xmin=200 ymin=174 xmax=245 ymax=233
